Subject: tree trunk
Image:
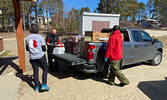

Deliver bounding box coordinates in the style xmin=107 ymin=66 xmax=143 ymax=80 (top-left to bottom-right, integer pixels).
xmin=28 ymin=13 xmax=31 ymax=30
xmin=35 ymin=1 xmax=38 ymax=24
xmin=138 ymin=11 xmax=141 ymax=21
xmin=68 ymin=17 xmax=71 ymax=32
xmin=106 ymin=0 xmax=109 ymax=13
xmin=46 ymin=7 xmax=49 ymax=30
xmin=2 ymin=18 xmax=5 ymax=32
xmin=23 ymin=14 xmax=26 ymax=30
xmin=13 ymin=17 xmax=16 ymax=33
xmin=100 ymin=0 xmax=105 ymax=13
xmin=62 ymin=14 xmax=65 ymax=31
xmin=7 ymin=15 xmax=9 ymax=32
xmin=22 ymin=2 xmax=26 ymax=31
xmin=43 ymin=7 xmax=45 ymax=25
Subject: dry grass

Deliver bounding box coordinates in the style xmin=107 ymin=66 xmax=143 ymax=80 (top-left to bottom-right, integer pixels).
xmin=1 ymin=30 xmax=167 ymax=43
xmin=0 ymin=50 xmax=13 ymax=57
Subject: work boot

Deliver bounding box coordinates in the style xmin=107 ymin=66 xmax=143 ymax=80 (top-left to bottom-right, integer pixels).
xmin=41 ymin=84 xmax=50 ymax=91
xmin=106 ymin=81 xmax=115 ymax=86
xmin=34 ymin=86 xmax=39 ymax=92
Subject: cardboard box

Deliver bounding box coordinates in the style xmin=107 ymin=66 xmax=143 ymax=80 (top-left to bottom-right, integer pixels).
xmin=71 ymin=35 xmax=83 ymax=43
xmin=77 ymin=45 xmax=81 ymax=56
xmin=80 ymin=41 xmax=89 ymax=58
xmin=53 ymin=47 xmax=65 ymax=54
xmin=81 ymin=36 xmax=91 ymax=42
xmin=85 ymin=31 xmax=110 ymax=41
xmin=66 ymin=44 xmax=73 ymax=53
xmin=67 ymin=37 xmax=73 ymax=42
xmin=72 ymin=42 xmax=78 ymax=54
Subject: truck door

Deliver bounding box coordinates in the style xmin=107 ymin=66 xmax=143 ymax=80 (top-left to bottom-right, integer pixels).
xmin=131 ymin=30 xmax=145 ymax=63
xmin=139 ymin=31 xmax=154 ymax=60
xmin=121 ymin=30 xmax=133 ymax=65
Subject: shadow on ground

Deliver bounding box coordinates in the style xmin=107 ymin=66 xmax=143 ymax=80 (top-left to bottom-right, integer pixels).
xmin=122 ymin=62 xmax=151 ymax=70
xmin=15 ymin=73 xmax=34 ymax=89
xmin=137 ymin=77 xmax=167 ymax=100
xmin=17 ymin=61 xmax=153 ymax=88
xmin=48 ymin=62 xmax=153 ymax=86
xmin=0 ymin=56 xmax=19 ymax=75
xmin=49 ymin=64 xmax=106 ymax=84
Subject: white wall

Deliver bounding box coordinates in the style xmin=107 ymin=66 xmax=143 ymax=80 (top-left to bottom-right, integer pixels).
xmin=79 ymin=12 xmax=120 ymax=35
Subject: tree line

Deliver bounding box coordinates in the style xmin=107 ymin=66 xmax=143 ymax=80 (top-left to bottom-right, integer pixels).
xmin=0 ymin=0 xmax=90 ymax=33
xmin=0 ymin=0 xmax=167 ymax=33
xmin=97 ymin=0 xmax=167 ymax=26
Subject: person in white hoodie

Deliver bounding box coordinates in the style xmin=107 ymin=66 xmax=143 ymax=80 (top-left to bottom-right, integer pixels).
xmin=26 ymin=23 xmax=50 ymax=92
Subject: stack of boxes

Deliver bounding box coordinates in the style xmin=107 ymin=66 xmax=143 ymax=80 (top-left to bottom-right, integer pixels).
xmin=79 ymin=36 xmax=91 ymax=58
xmin=66 ymin=35 xmax=91 ymax=57
xmin=85 ymin=31 xmax=110 ymax=42
xmin=66 ymin=37 xmax=73 ymax=53
xmin=71 ymin=35 xmax=82 ymax=55
xmin=53 ymin=42 xmax=65 ymax=54
xmin=66 ymin=31 xmax=110 ymax=57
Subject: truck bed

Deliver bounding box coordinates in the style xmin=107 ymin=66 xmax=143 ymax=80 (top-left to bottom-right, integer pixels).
xmin=49 ymin=53 xmax=86 ymax=66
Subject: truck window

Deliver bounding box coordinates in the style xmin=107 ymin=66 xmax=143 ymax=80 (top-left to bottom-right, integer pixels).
xmin=140 ymin=31 xmax=152 ymax=42
xmin=120 ymin=30 xmax=130 ymax=42
xmin=132 ymin=31 xmax=141 ymax=42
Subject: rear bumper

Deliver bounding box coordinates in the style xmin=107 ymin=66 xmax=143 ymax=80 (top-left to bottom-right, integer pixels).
xmin=50 ymin=53 xmax=86 ymax=66
xmin=50 ymin=53 xmax=98 ymax=73
xmin=75 ymin=63 xmax=98 ymax=73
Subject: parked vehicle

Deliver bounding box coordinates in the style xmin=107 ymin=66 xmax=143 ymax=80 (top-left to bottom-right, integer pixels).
xmin=50 ymin=28 xmax=163 ymax=76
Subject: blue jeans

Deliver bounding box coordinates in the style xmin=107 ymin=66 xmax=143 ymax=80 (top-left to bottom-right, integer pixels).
xmin=30 ymin=55 xmax=48 ymax=87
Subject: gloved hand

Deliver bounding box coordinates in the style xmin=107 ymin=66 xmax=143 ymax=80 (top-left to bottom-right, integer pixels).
xmin=104 ymin=57 xmax=108 ymax=62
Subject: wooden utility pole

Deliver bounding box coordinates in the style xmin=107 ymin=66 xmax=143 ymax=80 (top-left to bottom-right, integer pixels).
xmin=12 ymin=0 xmax=36 ymax=72
xmin=12 ymin=0 xmax=26 ymax=72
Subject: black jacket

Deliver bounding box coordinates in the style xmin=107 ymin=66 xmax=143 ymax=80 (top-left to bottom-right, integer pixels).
xmin=45 ymin=33 xmax=59 ymax=52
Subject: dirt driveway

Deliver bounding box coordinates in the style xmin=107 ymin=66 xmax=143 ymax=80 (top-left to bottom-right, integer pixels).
xmin=1 ymin=30 xmax=167 ymax=100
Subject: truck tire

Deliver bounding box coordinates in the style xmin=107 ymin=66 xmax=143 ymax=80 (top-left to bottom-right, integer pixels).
xmin=149 ymin=51 xmax=162 ymax=66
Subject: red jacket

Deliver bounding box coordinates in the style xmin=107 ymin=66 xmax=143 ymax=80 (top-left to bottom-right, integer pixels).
xmin=105 ymin=30 xmax=123 ymax=61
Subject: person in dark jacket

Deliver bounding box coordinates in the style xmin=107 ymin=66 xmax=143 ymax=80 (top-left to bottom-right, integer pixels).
xmin=104 ymin=25 xmax=129 ymax=86
xmin=45 ymin=29 xmax=59 ymax=72
xmin=26 ymin=24 xmax=50 ymax=92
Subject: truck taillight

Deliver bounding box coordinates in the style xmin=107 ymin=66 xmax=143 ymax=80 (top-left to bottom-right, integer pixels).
xmin=87 ymin=45 xmax=95 ymax=60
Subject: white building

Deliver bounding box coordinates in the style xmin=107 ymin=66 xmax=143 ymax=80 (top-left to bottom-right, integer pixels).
xmin=79 ymin=12 xmax=120 ymax=35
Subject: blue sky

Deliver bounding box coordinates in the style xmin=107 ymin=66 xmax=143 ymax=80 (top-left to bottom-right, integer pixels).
xmin=63 ymin=0 xmax=148 ymax=12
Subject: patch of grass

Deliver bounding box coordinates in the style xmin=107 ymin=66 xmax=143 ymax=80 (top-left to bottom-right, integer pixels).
xmin=0 ymin=50 xmax=13 ymax=57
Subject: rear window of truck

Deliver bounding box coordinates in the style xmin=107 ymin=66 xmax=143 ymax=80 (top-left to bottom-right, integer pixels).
xmin=121 ymin=30 xmax=130 ymax=42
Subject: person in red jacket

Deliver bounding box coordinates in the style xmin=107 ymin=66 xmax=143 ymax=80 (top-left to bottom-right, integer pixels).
xmin=104 ymin=25 xmax=129 ymax=86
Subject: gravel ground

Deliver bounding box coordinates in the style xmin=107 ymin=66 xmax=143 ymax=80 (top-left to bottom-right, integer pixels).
xmin=1 ymin=29 xmax=167 ymax=100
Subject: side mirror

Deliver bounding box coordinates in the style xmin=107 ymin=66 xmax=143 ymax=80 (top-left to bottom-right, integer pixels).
xmin=152 ymin=39 xmax=159 ymax=44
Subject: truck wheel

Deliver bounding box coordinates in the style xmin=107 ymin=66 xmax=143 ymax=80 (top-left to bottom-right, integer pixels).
xmin=149 ymin=51 xmax=162 ymax=66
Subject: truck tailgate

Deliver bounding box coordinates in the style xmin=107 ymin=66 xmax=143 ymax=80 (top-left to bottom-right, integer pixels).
xmin=50 ymin=53 xmax=86 ymax=66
